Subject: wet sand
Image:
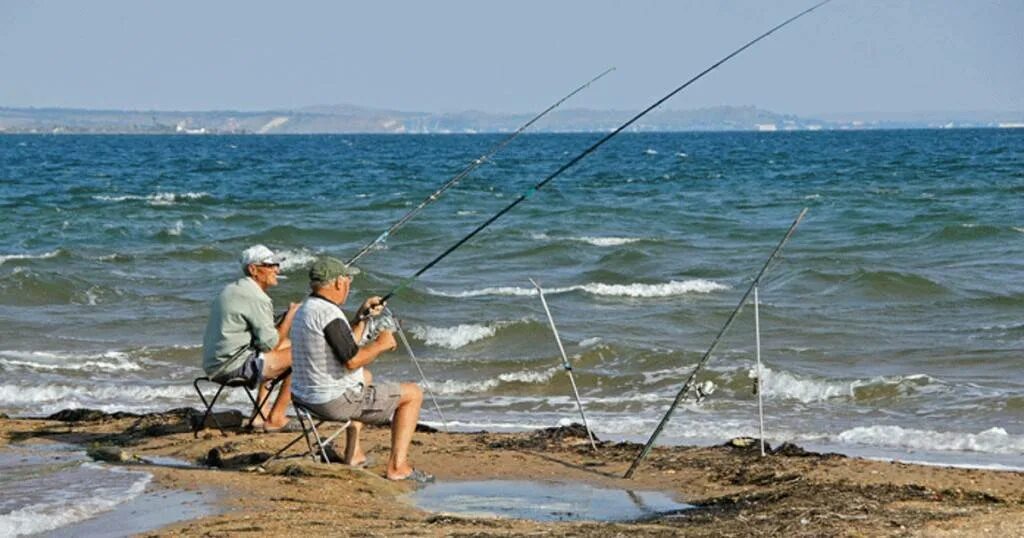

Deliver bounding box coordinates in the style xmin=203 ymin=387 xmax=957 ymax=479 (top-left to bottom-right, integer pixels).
xmin=1 ymin=409 xmax=1022 ymax=537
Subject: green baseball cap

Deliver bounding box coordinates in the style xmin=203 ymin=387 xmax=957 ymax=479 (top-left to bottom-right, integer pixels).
xmin=309 ymin=256 xmax=360 ymax=284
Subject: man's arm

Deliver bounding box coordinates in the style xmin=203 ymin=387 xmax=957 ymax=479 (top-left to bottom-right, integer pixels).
xmin=323 ymin=319 xmax=396 ymax=371
xmin=276 ymin=302 xmax=300 ymax=342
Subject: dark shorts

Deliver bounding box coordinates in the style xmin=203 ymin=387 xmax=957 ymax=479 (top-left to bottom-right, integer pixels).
xmin=295 ymin=383 xmax=402 ymax=426
xmin=212 ymin=351 xmax=264 ymax=389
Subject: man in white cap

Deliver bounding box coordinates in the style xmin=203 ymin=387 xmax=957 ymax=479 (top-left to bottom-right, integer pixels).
xmin=202 ymin=244 xmax=299 ymax=431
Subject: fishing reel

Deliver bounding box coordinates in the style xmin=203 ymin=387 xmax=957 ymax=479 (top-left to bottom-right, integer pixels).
xmin=358 ymin=309 xmax=399 ymax=346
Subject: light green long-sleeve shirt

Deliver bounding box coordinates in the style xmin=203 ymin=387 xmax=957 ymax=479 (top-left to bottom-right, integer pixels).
xmin=202 ymin=277 xmax=279 ymax=378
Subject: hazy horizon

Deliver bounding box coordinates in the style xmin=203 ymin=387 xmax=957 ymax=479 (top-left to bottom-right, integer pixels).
xmin=2 ymin=1 xmax=1021 ymax=116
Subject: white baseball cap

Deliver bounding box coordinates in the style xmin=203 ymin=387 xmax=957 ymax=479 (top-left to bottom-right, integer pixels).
xmin=239 ymin=244 xmax=285 ymax=269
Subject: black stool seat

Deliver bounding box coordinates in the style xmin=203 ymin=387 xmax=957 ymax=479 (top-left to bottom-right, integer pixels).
xmin=192 ymin=369 xmax=290 ymax=437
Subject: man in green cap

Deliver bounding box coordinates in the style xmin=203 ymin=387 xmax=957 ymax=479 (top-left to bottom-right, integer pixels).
xmin=290 ymin=256 xmax=431 ymax=482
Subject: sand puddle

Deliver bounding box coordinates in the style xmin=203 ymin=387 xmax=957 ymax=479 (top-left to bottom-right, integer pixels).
xmin=408 ymin=480 xmax=691 ymax=522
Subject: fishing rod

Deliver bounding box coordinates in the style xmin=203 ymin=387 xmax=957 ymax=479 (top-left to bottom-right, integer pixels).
xmin=623 ymin=208 xmax=808 ymax=479
xmin=382 ymin=0 xmax=833 ymax=302
xmin=290 ymin=70 xmax=613 ymax=423
xmin=529 ymin=278 xmax=598 ymax=450
xmin=345 ymin=67 xmax=615 ymax=267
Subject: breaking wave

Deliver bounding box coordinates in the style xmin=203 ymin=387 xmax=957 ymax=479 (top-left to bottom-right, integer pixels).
xmin=428 ymin=279 xmax=727 ymax=299
xmin=0 ymin=250 xmax=62 ymax=266
xmin=835 ymin=425 xmax=1024 ymax=455
xmin=408 ymin=323 xmax=497 ymax=349
xmin=432 ymin=367 xmax=561 ymax=395
xmin=92 ymin=192 xmax=210 ymax=206
xmin=530 ymin=233 xmax=643 ymax=247
xmin=0 ymin=350 xmax=142 ymax=373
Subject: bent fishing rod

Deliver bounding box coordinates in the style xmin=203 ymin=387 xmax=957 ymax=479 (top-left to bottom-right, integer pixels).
xmin=345 ymin=67 xmax=615 ymax=267
xmin=381 ymin=0 xmax=833 ymax=303
xmin=623 ymin=208 xmax=808 ymax=479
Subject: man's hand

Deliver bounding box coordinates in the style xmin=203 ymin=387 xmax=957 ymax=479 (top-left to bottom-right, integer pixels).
xmin=375 ymin=329 xmax=397 ymax=352
xmin=359 ymin=296 xmax=386 ymax=320
xmin=288 ymin=302 xmax=300 ymax=313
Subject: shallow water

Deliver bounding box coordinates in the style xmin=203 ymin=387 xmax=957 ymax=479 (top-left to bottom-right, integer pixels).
xmin=0 ymin=442 xmax=215 ymax=536
xmin=1 ymin=130 xmax=1022 ymax=465
xmin=408 ymin=480 xmax=691 ymax=522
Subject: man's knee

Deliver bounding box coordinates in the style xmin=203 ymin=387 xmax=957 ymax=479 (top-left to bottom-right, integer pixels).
xmin=400 ymin=383 xmax=422 ymax=404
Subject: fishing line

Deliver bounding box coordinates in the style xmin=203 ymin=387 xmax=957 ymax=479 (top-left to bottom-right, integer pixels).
xmin=623 ymin=208 xmax=808 ymax=479
xmin=382 ymin=0 xmax=833 ymax=302
xmin=345 ymin=67 xmax=614 ymax=267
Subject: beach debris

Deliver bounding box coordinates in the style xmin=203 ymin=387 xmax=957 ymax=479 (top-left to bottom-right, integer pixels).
xmin=205 ymin=442 xmax=270 ymax=468
xmin=726 ymin=437 xmax=761 ymax=449
xmin=87 ymin=445 xmax=141 ymax=463
xmin=695 ymin=380 xmax=716 ymax=403
xmin=47 ymin=409 xmax=138 ymax=422
xmin=488 ymin=423 xmax=601 ymax=450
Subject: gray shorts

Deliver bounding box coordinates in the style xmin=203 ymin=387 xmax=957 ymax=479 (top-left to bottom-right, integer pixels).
xmin=296 ymin=383 xmax=402 ymax=426
xmin=212 ymin=351 xmax=264 ymax=389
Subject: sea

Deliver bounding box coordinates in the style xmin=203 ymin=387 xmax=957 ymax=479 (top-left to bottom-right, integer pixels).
xmin=1 ymin=129 xmax=1022 ymax=484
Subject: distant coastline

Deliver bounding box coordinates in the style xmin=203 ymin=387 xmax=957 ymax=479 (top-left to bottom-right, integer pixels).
xmin=1 ymin=104 xmax=1022 ymax=135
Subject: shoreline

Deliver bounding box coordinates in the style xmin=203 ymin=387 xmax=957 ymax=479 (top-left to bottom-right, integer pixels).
xmin=2 ymin=409 xmax=1023 ymax=536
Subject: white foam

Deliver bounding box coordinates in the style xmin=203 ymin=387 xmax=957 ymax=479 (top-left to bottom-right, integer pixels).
xmin=803 ymin=193 xmax=821 ymax=200
xmin=0 ymin=382 xmax=251 ymax=415
xmin=0 ymin=465 xmax=151 ymax=536
xmin=409 ymin=323 xmax=496 ymax=349
xmin=432 ymin=367 xmax=561 ymax=395
xmin=92 ymin=192 xmax=209 ymax=206
xmin=0 ymin=350 xmax=142 ymax=372
xmin=569 ymin=236 xmax=641 ymax=247
xmin=0 ymin=250 xmax=60 ymax=265
xmin=1013 ymin=227 xmax=1024 ymax=234
xmin=578 ymin=337 xmax=601 ymax=348
xmin=166 ymin=220 xmax=184 ymax=236
xmin=676 ymin=152 xmax=688 ymax=158
xmin=529 ymin=232 xmax=642 ymax=246
xmin=752 ymin=365 xmax=853 ymax=403
xmin=276 ymin=248 xmax=318 ymax=272
xmin=428 ymin=279 xmax=727 ymax=299
xmin=836 ymin=425 xmax=1024 ymax=455
xmin=643 ymin=148 xmax=658 ymax=155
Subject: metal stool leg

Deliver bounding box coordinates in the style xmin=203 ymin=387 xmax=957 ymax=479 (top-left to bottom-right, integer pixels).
xmin=193 ymin=377 xmax=230 ymax=438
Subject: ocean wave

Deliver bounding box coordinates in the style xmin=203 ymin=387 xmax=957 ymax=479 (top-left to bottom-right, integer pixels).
xmin=0 ymin=350 xmax=142 ymax=373
xmin=408 ymin=323 xmax=497 ymax=349
xmin=835 ymin=425 xmax=1024 ymax=455
xmin=0 ymin=382 xmax=249 ymax=413
xmin=929 ymin=223 xmax=1006 ymax=241
xmin=276 ymin=248 xmax=318 ymax=272
xmin=0 ymin=250 xmax=62 ymax=266
xmin=167 ymin=220 xmax=184 ymax=236
xmin=432 ymin=367 xmax=561 ymax=395
xmin=530 ymin=232 xmax=643 ymax=247
xmin=92 ymin=192 xmax=210 ymax=206
xmin=752 ymin=366 xmax=853 ymax=403
xmin=427 ymin=279 xmax=727 ymax=299
xmin=0 ymin=463 xmax=151 ymax=537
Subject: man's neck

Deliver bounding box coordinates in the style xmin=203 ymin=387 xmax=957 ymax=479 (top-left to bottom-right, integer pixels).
xmin=313 ymin=291 xmax=341 ymax=305
xmin=248 ymin=276 xmax=269 ymax=292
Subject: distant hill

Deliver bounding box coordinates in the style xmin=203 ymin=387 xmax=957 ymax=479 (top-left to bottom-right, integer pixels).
xmin=1 ymin=105 xmax=1021 ymax=134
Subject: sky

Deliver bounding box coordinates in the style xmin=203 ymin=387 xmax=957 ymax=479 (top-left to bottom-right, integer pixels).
xmin=0 ymin=1 xmax=1021 ymax=116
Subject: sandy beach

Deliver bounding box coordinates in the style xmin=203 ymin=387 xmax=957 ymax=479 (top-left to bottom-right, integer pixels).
xmin=2 ymin=409 xmax=1022 ymax=537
